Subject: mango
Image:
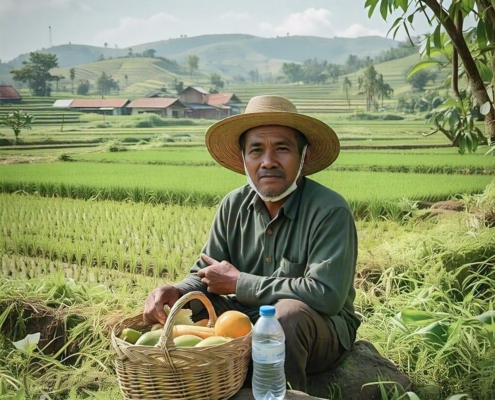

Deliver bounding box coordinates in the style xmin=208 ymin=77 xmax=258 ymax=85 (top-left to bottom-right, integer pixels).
xmin=173 ymin=334 xmax=203 ymax=347
xmin=120 ymin=328 xmax=142 ymax=344
xmin=135 ymin=329 xmax=163 ymax=346
xmin=194 ymin=336 xmax=231 ymax=347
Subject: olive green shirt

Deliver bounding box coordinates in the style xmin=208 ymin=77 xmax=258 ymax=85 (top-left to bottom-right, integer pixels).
xmin=175 ymin=177 xmax=360 ymax=349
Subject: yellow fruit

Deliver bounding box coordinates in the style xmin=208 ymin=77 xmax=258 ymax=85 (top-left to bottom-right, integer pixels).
xmin=135 ymin=330 xmax=163 ymax=346
xmin=173 ymin=334 xmax=203 ymax=347
xmin=194 ymin=336 xmax=231 ymax=347
xmin=214 ymin=311 xmax=252 ymax=339
xmin=120 ymin=328 xmax=142 ymax=344
xmin=172 ymin=325 xmax=216 ymax=339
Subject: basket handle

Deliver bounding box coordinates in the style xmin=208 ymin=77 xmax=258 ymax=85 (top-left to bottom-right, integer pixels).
xmin=159 ymin=291 xmax=218 ymax=349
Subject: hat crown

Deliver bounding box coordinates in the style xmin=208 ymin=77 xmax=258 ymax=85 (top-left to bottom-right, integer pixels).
xmin=245 ymin=95 xmax=298 ymax=114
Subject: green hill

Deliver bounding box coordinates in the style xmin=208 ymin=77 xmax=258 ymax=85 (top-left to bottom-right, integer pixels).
xmin=1 ymin=34 xmax=401 ymax=84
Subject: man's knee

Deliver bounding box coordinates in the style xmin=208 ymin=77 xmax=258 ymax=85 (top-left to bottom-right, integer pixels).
xmin=274 ymin=299 xmax=316 ymax=337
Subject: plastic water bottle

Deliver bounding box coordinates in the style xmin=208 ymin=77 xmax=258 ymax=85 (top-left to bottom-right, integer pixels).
xmin=252 ymin=305 xmax=286 ymax=400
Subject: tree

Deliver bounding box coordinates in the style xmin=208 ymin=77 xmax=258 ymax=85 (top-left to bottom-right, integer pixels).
xmin=1 ymin=110 xmax=34 ymax=144
xmin=377 ymin=73 xmax=394 ymax=107
xmin=281 ymin=63 xmax=304 ymax=83
xmin=407 ymin=69 xmax=437 ymax=90
xmin=53 ymin=75 xmax=64 ymax=93
xmin=173 ymin=79 xmax=184 ymax=94
xmin=142 ymin=49 xmax=156 ymax=58
xmin=10 ymin=52 xmax=59 ymax=96
xmin=358 ymin=63 xmax=380 ymax=111
xmin=187 ymin=55 xmax=199 ymax=79
xmin=366 ymin=0 xmax=495 ymax=149
xmin=96 ymin=72 xmax=119 ymax=97
xmin=342 ymin=77 xmax=352 ymax=109
xmin=76 ymin=80 xmax=90 ymax=95
xmin=69 ymin=68 xmax=76 ymax=94
xmin=210 ymin=73 xmax=224 ymax=90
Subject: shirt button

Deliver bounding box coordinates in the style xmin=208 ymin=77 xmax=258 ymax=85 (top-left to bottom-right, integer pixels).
xmin=265 ymin=257 xmax=271 ymax=263
xmin=267 ymin=229 xmax=273 ymax=235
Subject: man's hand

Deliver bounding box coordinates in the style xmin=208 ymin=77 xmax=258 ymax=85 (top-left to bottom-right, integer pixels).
xmin=197 ymin=253 xmax=240 ymax=295
xmin=143 ymin=284 xmax=181 ymax=325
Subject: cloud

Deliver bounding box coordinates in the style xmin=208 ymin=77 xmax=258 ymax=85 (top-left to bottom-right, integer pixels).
xmin=1 ymin=0 xmax=77 ymax=12
xmin=336 ymin=23 xmax=385 ymax=38
xmin=260 ymin=8 xmax=333 ymax=37
xmin=94 ymin=12 xmax=179 ymax=47
xmin=220 ymin=11 xmax=251 ymax=21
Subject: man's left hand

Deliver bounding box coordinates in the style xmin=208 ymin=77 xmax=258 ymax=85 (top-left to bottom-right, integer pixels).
xmin=197 ymin=253 xmax=240 ymax=295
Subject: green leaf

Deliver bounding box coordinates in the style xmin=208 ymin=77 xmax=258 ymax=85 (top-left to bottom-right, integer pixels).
xmin=14 ymin=388 xmax=25 ymax=400
xmin=380 ymin=0 xmax=389 ymax=20
xmin=474 ymin=310 xmax=495 ymax=325
xmin=476 ymin=19 xmax=488 ymax=49
xmin=415 ymin=320 xmax=449 ymax=346
xmin=407 ymin=61 xmax=442 ymax=79
xmin=433 ymin=24 xmax=442 ymax=48
xmin=405 ymin=393 xmax=422 ymax=400
xmin=398 ymin=309 xmax=444 ymax=325
xmin=474 ymin=59 xmax=494 ymax=82
xmin=396 ymin=0 xmax=408 ymax=13
xmin=365 ymin=0 xmax=380 ymax=18
xmin=480 ymin=101 xmax=491 ymax=116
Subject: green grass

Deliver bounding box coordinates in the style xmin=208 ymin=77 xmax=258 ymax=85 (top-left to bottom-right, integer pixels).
xmin=0 ymin=162 xmax=492 ymax=205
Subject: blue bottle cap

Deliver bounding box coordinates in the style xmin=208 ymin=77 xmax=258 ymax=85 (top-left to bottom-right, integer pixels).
xmin=259 ymin=305 xmax=276 ymax=316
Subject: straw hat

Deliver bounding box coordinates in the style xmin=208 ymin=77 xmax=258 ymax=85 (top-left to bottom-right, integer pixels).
xmin=205 ymin=95 xmax=340 ymax=176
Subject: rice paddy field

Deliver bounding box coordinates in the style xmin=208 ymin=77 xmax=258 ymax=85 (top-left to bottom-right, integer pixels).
xmin=1 ymin=86 xmax=494 ymax=400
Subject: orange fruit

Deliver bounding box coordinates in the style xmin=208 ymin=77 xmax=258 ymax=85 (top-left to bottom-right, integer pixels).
xmin=214 ymin=310 xmax=252 ymax=338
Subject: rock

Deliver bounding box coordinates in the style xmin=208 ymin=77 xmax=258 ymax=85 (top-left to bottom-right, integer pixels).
xmin=305 ymin=340 xmax=411 ymax=400
xmin=231 ymin=389 xmax=326 ymax=400
xmin=430 ymin=200 xmax=465 ymax=212
xmin=232 ymin=340 xmax=410 ymax=400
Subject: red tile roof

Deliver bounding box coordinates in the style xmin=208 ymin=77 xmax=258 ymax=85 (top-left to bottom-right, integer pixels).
xmin=207 ymin=93 xmax=240 ymax=106
xmin=127 ymin=98 xmax=186 ymax=109
xmin=0 ymin=85 xmax=22 ymax=100
xmin=70 ymin=99 xmax=129 ymax=108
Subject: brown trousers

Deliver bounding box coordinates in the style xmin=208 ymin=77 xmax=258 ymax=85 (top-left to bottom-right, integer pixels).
xmin=189 ymin=295 xmax=349 ymax=392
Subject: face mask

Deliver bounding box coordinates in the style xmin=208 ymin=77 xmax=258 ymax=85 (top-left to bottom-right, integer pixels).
xmin=243 ymin=145 xmax=307 ymax=203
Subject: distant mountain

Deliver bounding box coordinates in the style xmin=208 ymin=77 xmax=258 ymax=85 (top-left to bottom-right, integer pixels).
xmin=1 ymin=34 xmax=401 ymax=86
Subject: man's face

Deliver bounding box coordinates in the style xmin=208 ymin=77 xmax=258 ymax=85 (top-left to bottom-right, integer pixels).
xmin=243 ymin=125 xmax=303 ymax=198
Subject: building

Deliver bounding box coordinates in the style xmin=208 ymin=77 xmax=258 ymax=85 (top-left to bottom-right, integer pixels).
xmin=0 ymin=85 xmax=22 ymax=104
xmin=126 ymin=98 xmax=188 ymax=118
xmin=69 ymin=99 xmax=130 ymax=115
xmin=180 ymin=86 xmax=243 ymax=119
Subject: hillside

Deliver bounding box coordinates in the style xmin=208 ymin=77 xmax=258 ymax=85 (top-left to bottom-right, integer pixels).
xmin=0 ymin=34 xmax=401 ymax=85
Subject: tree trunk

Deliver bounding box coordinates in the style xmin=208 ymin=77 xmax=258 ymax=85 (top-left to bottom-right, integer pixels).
xmin=422 ymin=0 xmax=495 ymax=142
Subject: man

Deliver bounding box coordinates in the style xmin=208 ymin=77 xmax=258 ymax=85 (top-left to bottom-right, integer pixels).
xmin=143 ymin=95 xmax=360 ymax=392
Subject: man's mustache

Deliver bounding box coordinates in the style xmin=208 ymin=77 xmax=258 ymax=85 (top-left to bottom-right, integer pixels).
xmin=257 ymin=170 xmax=285 ymax=179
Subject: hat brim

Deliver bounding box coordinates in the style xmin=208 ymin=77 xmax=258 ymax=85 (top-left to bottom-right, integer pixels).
xmin=205 ymin=111 xmax=340 ymax=175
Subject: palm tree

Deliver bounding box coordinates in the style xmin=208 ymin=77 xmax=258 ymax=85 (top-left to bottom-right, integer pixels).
xmin=342 ymin=77 xmax=352 ymax=110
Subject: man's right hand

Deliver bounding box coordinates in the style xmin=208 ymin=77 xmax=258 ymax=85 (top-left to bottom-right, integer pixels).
xmin=143 ymin=284 xmax=181 ymax=325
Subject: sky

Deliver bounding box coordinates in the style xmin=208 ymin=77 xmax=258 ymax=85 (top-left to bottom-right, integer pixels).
xmin=0 ymin=0 xmax=436 ymax=63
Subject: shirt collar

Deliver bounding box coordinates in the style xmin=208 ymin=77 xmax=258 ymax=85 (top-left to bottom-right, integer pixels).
xmin=247 ymin=177 xmax=306 ymax=221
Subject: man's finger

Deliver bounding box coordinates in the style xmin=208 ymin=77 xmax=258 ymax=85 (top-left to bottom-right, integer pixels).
xmin=201 ymin=253 xmax=218 ymax=265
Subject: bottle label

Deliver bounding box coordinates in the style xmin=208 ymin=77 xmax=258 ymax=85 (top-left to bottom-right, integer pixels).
xmin=252 ymin=342 xmax=285 ymax=364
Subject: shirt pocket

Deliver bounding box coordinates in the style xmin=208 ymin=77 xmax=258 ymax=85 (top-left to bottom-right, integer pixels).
xmin=273 ymin=257 xmax=306 ymax=278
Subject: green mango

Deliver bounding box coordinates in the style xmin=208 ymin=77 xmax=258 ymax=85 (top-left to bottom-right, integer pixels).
xmin=135 ymin=329 xmax=163 ymax=346
xmin=120 ymin=328 xmax=142 ymax=344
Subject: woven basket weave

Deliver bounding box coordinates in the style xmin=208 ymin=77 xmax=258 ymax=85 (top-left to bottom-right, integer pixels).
xmin=111 ymin=291 xmax=252 ymax=400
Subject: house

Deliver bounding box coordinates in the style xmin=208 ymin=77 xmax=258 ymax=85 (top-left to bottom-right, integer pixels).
xmin=52 ymin=99 xmax=74 ymax=108
xmin=69 ymin=99 xmax=130 ymax=115
xmin=207 ymin=93 xmax=242 ymax=115
xmin=0 ymin=85 xmax=22 ymax=104
xmin=126 ymin=98 xmax=189 ymax=118
xmin=180 ymin=86 xmax=243 ymax=119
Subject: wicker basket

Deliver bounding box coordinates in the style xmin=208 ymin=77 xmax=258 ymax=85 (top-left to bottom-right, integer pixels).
xmin=111 ymin=291 xmax=252 ymax=400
